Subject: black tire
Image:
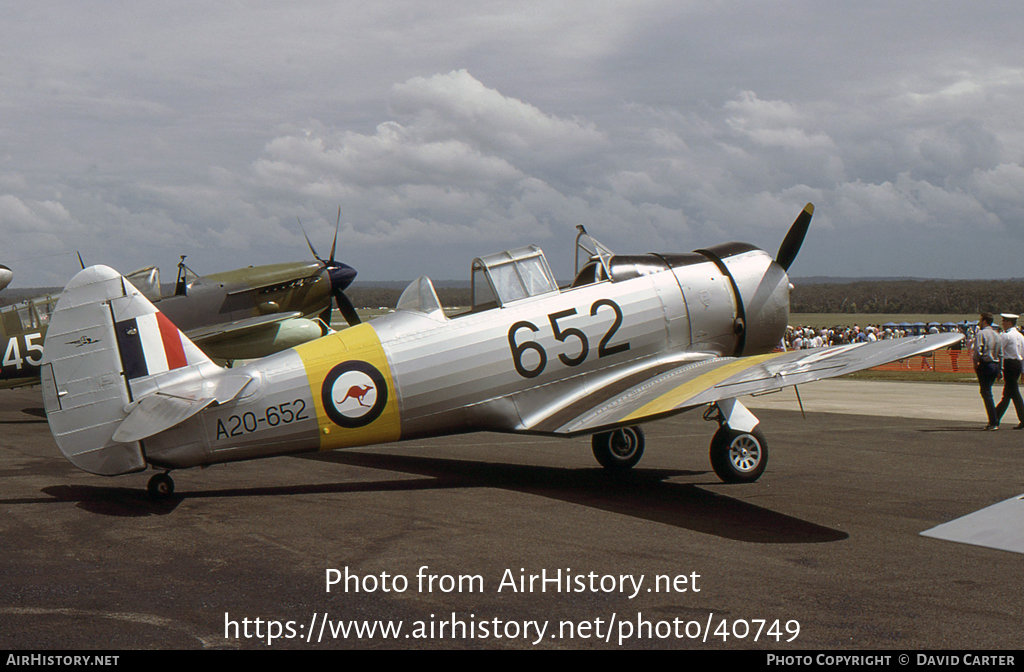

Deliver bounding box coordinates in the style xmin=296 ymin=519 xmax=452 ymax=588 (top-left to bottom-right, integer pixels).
xmin=148 ymin=472 xmax=175 ymax=500
xmin=709 ymin=426 xmax=768 ymax=483
xmin=592 ymin=426 xmax=645 ymax=470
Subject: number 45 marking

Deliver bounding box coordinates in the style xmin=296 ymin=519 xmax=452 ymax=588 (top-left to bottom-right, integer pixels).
xmin=3 ymin=333 xmax=44 ymax=371
xmin=508 ymin=299 xmax=630 ymax=379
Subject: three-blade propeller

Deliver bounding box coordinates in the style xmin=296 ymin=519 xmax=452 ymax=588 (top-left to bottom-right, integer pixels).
xmin=776 ymin=203 xmax=814 ymax=272
xmin=298 ymin=208 xmax=361 ymax=329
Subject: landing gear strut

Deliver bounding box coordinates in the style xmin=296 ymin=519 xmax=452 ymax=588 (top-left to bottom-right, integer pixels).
xmin=147 ymin=472 xmax=175 ymax=500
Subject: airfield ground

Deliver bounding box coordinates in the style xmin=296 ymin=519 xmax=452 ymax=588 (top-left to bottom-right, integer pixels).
xmin=0 ymin=380 xmax=1020 ymax=650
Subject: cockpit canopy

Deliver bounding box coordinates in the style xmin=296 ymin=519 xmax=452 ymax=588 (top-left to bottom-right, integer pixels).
xmin=471 ymin=245 xmax=558 ymax=310
xmin=0 ymin=294 xmax=58 ymax=335
xmin=452 ymin=228 xmax=703 ymax=316
xmin=125 ymin=257 xmax=201 ymax=302
xmin=125 ymin=266 xmax=162 ymax=302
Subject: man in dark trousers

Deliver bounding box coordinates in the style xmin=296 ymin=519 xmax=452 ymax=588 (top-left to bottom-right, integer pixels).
xmin=995 ymin=313 xmax=1024 ymax=429
xmin=973 ymin=313 xmax=1002 ymax=430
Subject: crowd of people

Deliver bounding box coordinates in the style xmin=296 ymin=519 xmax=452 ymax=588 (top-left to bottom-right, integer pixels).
xmin=783 ymin=315 xmax=1024 ymax=431
xmin=782 ymin=322 xmax=967 ymax=350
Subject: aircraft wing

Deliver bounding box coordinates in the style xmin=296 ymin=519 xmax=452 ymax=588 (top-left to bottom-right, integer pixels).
xmin=184 ymin=311 xmax=304 ymax=346
xmin=921 ymin=494 xmax=1024 ymax=555
xmin=533 ymin=333 xmax=962 ymax=435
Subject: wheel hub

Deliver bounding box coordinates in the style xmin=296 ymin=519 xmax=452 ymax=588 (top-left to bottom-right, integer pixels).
xmin=610 ymin=430 xmax=637 ymax=458
xmin=728 ymin=435 xmax=761 ymax=472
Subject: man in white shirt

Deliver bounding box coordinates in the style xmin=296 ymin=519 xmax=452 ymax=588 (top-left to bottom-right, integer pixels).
xmin=973 ymin=313 xmax=1003 ymax=430
xmin=995 ymin=313 xmax=1024 ymax=429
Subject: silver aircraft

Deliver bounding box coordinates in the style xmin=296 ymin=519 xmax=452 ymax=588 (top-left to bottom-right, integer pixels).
xmin=40 ymin=204 xmax=961 ymax=498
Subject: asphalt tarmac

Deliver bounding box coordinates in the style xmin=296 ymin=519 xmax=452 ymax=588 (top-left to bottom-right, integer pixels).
xmin=1 ymin=381 xmax=1021 ymax=650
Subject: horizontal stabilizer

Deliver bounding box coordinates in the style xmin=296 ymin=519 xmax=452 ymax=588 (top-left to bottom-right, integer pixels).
xmin=113 ymin=394 xmax=216 ymax=443
xmin=113 ymin=372 xmax=252 ymax=443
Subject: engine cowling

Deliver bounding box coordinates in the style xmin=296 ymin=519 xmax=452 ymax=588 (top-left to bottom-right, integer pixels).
xmin=694 ymin=243 xmax=789 ymax=357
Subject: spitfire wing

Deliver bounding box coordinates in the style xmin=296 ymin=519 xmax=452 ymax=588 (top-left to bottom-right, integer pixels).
xmin=528 ymin=333 xmax=962 ymax=435
xmin=184 ymin=311 xmax=303 ymax=346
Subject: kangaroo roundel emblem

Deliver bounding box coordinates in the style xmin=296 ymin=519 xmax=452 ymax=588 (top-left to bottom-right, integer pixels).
xmin=322 ymin=361 xmax=389 ymax=428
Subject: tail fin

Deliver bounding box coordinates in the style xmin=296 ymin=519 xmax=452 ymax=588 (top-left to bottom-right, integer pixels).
xmin=41 ymin=265 xmax=217 ymax=476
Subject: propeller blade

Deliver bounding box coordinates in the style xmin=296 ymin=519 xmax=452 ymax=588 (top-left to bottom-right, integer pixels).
xmin=776 ymin=203 xmax=814 ymax=272
xmin=318 ymin=304 xmax=334 ymax=334
xmin=334 ymin=289 xmax=361 ymax=327
xmin=295 ymin=211 xmax=358 ymax=326
xmin=328 ymin=206 xmax=340 ymax=265
xmin=297 ymin=217 xmax=325 ymax=265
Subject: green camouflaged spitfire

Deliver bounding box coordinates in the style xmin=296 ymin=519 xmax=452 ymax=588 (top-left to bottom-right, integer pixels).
xmin=1 ymin=252 xmax=359 ymax=389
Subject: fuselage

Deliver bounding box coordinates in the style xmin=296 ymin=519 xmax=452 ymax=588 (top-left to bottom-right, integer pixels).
xmin=141 ymin=245 xmax=791 ymax=470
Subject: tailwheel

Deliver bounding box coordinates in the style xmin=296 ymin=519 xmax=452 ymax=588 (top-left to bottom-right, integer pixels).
xmin=592 ymin=426 xmax=645 ymax=470
xmin=147 ymin=472 xmax=175 ymax=500
xmin=709 ymin=426 xmax=768 ymax=483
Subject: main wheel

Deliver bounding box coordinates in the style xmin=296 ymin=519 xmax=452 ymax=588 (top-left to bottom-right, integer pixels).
xmin=592 ymin=426 xmax=645 ymax=470
xmin=709 ymin=426 xmax=768 ymax=483
xmin=148 ymin=472 xmax=175 ymax=500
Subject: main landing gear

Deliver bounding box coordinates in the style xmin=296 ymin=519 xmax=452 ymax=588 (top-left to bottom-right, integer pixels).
xmin=704 ymin=400 xmax=768 ymax=483
xmin=147 ymin=471 xmax=175 ymax=500
xmin=588 ymin=399 xmax=768 ymax=483
xmin=708 ymin=425 xmax=768 ymax=483
xmin=591 ymin=426 xmax=645 ymax=470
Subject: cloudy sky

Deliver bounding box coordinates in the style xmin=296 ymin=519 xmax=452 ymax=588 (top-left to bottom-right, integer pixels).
xmin=2 ymin=1 xmax=1023 ymax=287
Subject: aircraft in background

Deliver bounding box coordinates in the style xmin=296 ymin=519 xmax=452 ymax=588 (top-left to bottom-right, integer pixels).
xmin=0 ymin=264 xmax=11 ymax=292
xmin=40 ymin=204 xmax=961 ymax=498
xmin=1 ymin=252 xmax=360 ymax=389
xmin=125 ymin=251 xmax=359 ymax=359
xmin=0 ymin=293 xmax=60 ymax=389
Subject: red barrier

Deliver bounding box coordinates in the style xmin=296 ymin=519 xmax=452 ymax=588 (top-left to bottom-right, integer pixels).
xmin=871 ymin=348 xmax=968 ymax=373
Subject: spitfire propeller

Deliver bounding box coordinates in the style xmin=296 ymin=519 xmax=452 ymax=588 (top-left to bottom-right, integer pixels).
xmin=775 ymin=203 xmax=814 ymax=272
xmin=297 ymin=208 xmax=361 ymax=329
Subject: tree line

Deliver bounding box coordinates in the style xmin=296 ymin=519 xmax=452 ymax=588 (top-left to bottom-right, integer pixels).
xmin=789 ymin=279 xmax=1024 ymax=315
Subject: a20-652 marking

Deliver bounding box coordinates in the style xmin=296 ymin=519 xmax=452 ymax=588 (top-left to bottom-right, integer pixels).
xmin=508 ymin=299 xmax=630 ymax=379
xmin=216 ymin=399 xmax=310 ymax=440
